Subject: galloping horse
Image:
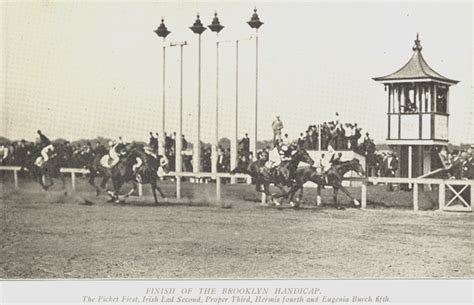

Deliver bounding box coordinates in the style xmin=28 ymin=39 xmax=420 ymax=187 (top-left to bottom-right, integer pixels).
xmin=88 ymin=144 xmax=169 ymax=204
xmin=288 ymin=158 xmax=366 ymax=209
xmin=232 ymin=147 xmax=314 ymax=205
xmin=25 ymin=143 xmax=67 ymax=191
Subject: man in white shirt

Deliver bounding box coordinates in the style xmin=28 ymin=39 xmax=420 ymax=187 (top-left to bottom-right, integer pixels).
xmin=271 ymin=116 xmax=284 ymax=146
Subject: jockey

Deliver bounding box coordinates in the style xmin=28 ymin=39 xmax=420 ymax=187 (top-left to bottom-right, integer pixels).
xmin=279 ymin=144 xmax=293 ymax=162
xmin=266 ymin=146 xmax=281 ymax=168
xmin=321 ymin=145 xmax=336 ymax=174
xmin=108 ymin=138 xmax=122 ymax=166
xmin=0 ymin=143 xmax=9 ymax=164
xmin=37 ymin=130 xmax=55 ymax=164
xmin=132 ymin=157 xmax=143 ymax=183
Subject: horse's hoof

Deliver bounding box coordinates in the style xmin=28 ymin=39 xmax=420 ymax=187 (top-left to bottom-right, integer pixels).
xmin=290 ymin=202 xmax=300 ymax=209
xmin=353 ymin=199 xmax=361 ymax=207
xmin=336 ymin=206 xmax=346 ymax=210
xmin=272 ymin=199 xmax=281 ymax=206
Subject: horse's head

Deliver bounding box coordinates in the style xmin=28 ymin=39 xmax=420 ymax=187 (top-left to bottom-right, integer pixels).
xmin=347 ymin=158 xmax=366 ymax=177
xmin=293 ymin=148 xmax=314 ymax=166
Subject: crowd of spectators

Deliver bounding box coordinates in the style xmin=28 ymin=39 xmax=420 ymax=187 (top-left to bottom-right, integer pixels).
xmin=0 ymin=139 xmax=106 ymax=168
xmin=438 ymin=146 xmax=474 ymax=179
xmin=2 ymin=126 xmax=471 ymax=181
xmin=299 ymin=121 xmax=363 ymax=151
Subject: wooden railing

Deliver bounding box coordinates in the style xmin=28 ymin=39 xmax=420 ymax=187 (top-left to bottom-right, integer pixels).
xmin=1 ymin=166 xmax=472 ymax=211
xmin=361 ymin=177 xmax=473 ymax=212
xmin=0 ymin=166 xmax=253 ymax=201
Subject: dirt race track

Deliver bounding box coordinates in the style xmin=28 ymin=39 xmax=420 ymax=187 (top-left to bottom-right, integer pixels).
xmin=0 ymin=177 xmax=472 ymax=279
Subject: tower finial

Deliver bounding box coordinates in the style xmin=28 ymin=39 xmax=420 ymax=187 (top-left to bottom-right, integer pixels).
xmin=412 ymin=32 xmax=422 ymax=52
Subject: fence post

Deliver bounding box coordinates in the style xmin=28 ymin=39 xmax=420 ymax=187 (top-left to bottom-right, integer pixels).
xmin=138 ymin=183 xmax=143 ymax=197
xmin=361 ymin=181 xmax=367 ymax=209
xmin=176 ymin=174 xmax=181 ymax=199
xmin=13 ymin=170 xmax=19 ymax=190
xmin=216 ymin=176 xmax=221 ymax=202
xmin=71 ymin=172 xmax=76 ymax=193
xmin=470 ymin=182 xmax=473 ymax=212
xmin=439 ymin=182 xmax=445 ymax=210
xmin=413 ymin=182 xmax=419 ymax=211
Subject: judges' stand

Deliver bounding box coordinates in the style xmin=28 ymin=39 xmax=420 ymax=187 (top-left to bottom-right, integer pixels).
xmin=304 ymin=150 xmax=366 ymax=187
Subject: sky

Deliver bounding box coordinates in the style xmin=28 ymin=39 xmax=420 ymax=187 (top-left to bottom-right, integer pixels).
xmin=1 ymin=1 xmax=472 ymax=145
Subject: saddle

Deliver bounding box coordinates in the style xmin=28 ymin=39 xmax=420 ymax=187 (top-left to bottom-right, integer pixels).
xmin=100 ymin=155 xmax=119 ymax=168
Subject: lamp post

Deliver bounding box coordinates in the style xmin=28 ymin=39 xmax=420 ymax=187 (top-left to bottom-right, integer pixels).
xmin=154 ymin=18 xmax=171 ymax=155
xmin=190 ymin=14 xmax=206 ymax=174
xmin=169 ymin=41 xmax=187 ymax=199
xmin=208 ymin=12 xmax=224 ymax=178
xmin=247 ymin=7 xmax=263 ymax=158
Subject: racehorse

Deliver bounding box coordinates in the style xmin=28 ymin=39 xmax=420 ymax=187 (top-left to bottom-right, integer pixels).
xmin=88 ymin=144 xmax=169 ymax=204
xmin=288 ymin=158 xmax=366 ymax=210
xmin=232 ymin=147 xmax=314 ymax=205
xmin=24 ymin=143 xmax=67 ymax=191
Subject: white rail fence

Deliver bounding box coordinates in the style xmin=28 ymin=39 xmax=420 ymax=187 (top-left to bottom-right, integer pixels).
xmin=0 ymin=166 xmax=255 ymax=203
xmin=361 ymin=177 xmax=473 ymax=212
xmin=1 ymin=166 xmax=472 ymax=211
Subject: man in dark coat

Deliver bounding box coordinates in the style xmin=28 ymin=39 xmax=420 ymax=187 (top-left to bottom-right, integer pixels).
xmin=239 ymin=133 xmax=250 ymax=156
xmin=383 ymin=151 xmax=398 ymax=191
xmin=149 ymin=132 xmax=159 ymax=154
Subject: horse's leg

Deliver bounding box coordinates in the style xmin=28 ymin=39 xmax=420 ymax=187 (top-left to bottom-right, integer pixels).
xmin=38 ymin=175 xmax=48 ymax=191
xmin=333 ymin=187 xmax=345 ymax=210
xmin=59 ymin=173 xmax=67 ymax=195
xmin=260 ymin=183 xmax=271 ymax=206
xmin=337 ymin=184 xmax=361 ymax=208
xmin=288 ymin=184 xmax=296 ymax=205
xmin=150 ymin=182 xmax=158 ymax=204
xmin=103 ymin=177 xmax=116 ymax=202
xmin=88 ymin=172 xmax=101 ymax=196
xmin=112 ymin=179 xmax=126 ymax=204
xmin=58 ymin=173 xmax=66 ymax=190
xmin=123 ymin=181 xmax=137 ymax=199
xmin=101 ymin=176 xmax=109 ymax=190
xmin=288 ymin=184 xmax=301 ymax=208
xmin=271 ymin=183 xmax=287 ymax=206
xmin=102 ymin=177 xmax=116 ymax=201
xmin=43 ymin=174 xmax=54 ymax=190
xmin=297 ymin=185 xmax=304 ymax=205
xmin=154 ymin=181 xmax=166 ymax=199
xmin=316 ymin=185 xmax=322 ymax=206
